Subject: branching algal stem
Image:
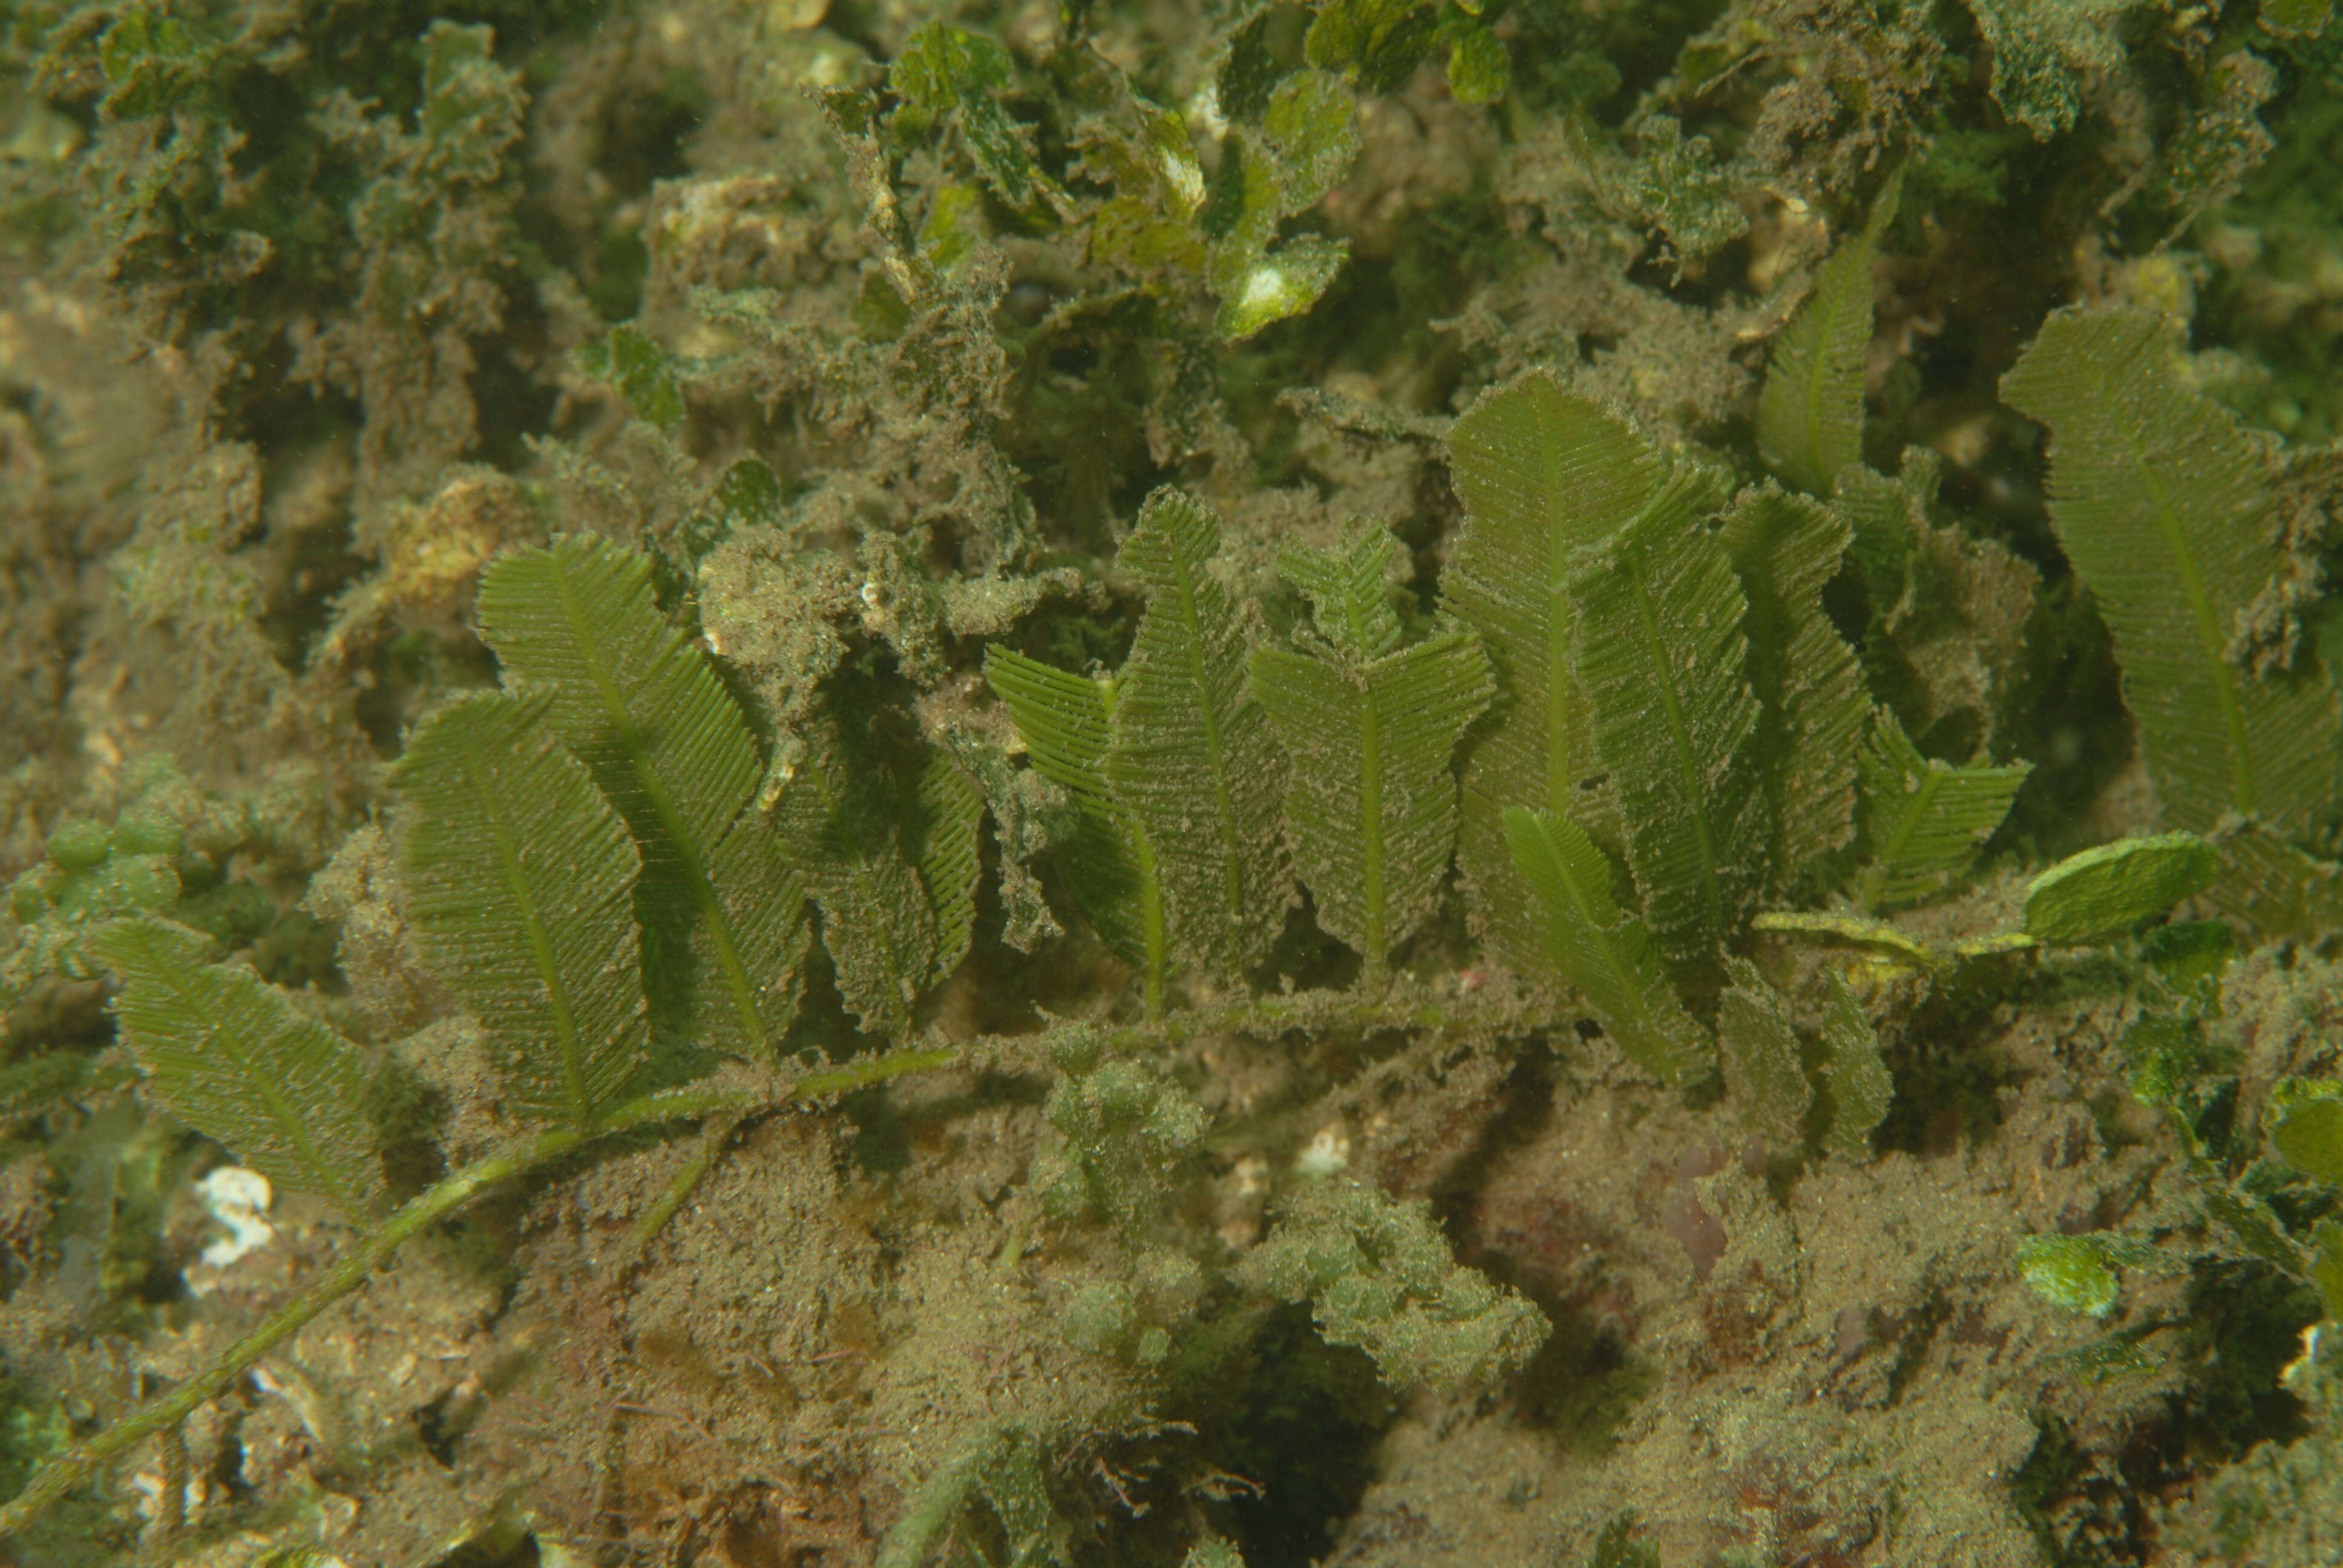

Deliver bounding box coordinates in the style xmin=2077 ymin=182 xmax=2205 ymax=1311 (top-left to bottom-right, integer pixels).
xmin=0 ymin=1047 xmax=954 ymax=1539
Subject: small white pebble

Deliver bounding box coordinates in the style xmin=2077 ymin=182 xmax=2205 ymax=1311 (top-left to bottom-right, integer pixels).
xmin=197 ymin=1166 xmax=275 ymax=1269
xmin=1297 ymin=1126 xmax=1350 ymax=1178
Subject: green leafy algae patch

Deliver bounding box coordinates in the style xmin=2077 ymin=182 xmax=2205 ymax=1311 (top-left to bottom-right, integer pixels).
xmin=6 ymin=0 xmax=2343 ymax=1563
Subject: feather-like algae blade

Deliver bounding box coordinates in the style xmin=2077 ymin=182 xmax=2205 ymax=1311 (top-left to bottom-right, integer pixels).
xmin=1819 ymin=971 xmax=1891 ymax=1160
xmin=1274 ymin=526 xmax=1405 ymax=661
xmin=398 ymin=691 xmax=647 ymax=1130
xmin=1502 ymin=807 xmax=1711 ymax=1085
xmin=475 ymin=535 xmax=807 ymax=1063
xmin=1567 ymin=480 xmax=1766 ymax=980
xmin=984 ymin=648 xmax=1165 ymax=991
xmin=1856 ymin=708 xmax=2029 ymax=910
xmin=1105 ymin=487 xmax=1291 ymax=980
xmin=2002 ymin=305 xmax=2339 ymax=837
xmin=768 ymin=728 xmax=941 ymax=1042
xmin=1443 ymin=373 xmax=1665 ymax=977
xmin=1719 ymin=484 xmax=1867 ymax=893
xmin=909 ymin=751 xmax=984 ymax=984
xmin=1717 ymin=958 xmax=1812 ymax=1146
xmin=1758 ymin=174 xmax=1898 ymax=494
xmin=93 ymin=918 xmax=382 ymax=1220
xmin=1251 ymin=536 xmax=1492 ymax=980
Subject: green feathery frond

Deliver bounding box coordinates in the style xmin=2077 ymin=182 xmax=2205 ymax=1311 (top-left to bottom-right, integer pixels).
xmin=1717 ymin=958 xmax=1812 ymax=1146
xmin=1444 ymin=373 xmax=1667 ymax=977
xmin=909 ymin=752 xmax=984 ymax=984
xmin=1274 ymin=525 xmax=1404 ymax=660
xmin=1106 ymin=487 xmax=1291 ymax=980
xmin=475 ymin=535 xmax=808 ymax=1064
xmin=1567 ymin=479 xmax=1766 ymax=980
xmin=93 ymin=918 xmax=382 ymax=1220
xmin=2203 ymin=820 xmax=2343 ymax=939
xmin=1502 ymin=807 xmax=1711 ymax=1085
xmin=1757 ymin=172 xmax=1899 ymax=494
xmin=768 ymin=727 xmax=941 ymax=1042
xmin=1721 ymin=485 xmax=1869 ymax=890
xmin=1251 ymin=528 xmax=1493 ymax=982
xmin=1818 ymin=971 xmax=1891 ymax=1160
xmin=397 ymin=692 xmax=647 ymax=1130
xmin=1855 ymin=708 xmax=2030 ymax=910
xmin=983 ymin=648 xmax=1167 ymax=1009
xmin=2002 ymin=304 xmax=2340 ymax=837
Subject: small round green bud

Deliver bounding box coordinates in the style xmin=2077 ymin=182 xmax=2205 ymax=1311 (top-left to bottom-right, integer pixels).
xmin=47 ymin=820 xmax=111 ymax=871
xmin=111 ymin=811 xmax=184 ymax=858
xmin=114 ymin=857 xmax=180 ymax=911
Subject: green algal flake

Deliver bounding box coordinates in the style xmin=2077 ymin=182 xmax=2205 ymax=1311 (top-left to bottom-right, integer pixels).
xmin=1965 ymin=0 xmax=2134 ymax=138
xmin=2042 ymin=1330 xmax=2168 ymax=1386
xmin=2262 ymin=0 xmax=2335 ymax=34
xmin=1214 ymin=232 xmax=1349 ymax=341
xmin=1603 ymin=115 xmax=1748 ymax=263
xmin=1106 ymin=489 xmax=1292 ymax=981
xmin=2140 ymin=918 xmax=2233 ymax=994
xmin=919 ymin=181 xmax=987 ymax=269
xmin=577 ymin=324 xmax=686 ymax=434
xmin=415 ymin=21 xmax=518 ymax=181
xmin=1441 ymin=14 xmax=1510 ymax=104
xmin=1205 ymin=71 xmax=1360 ymax=339
xmin=1504 ymin=808 xmax=1713 ymax=1085
xmin=2153 ymin=53 xmax=2278 ymax=223
xmin=476 ymin=537 xmax=810 ymax=1066
xmin=1444 ymin=375 xmax=1665 ymax=977
xmin=2309 ymin=1219 xmax=2343 ymax=1319
xmin=1260 ymin=70 xmax=1361 ymax=211
xmin=97 ymin=10 xmax=215 ymax=119
xmin=92 ymin=919 xmax=382 ymax=1221
xmin=2017 ymin=1234 xmax=2120 ymax=1316
xmin=1250 ymin=526 xmax=1493 ymax=982
xmin=1184 ymin=1535 xmax=1248 ymax=1568
xmin=397 ymin=693 xmax=647 ymax=1131
xmin=2002 ymin=305 xmax=2341 ymax=840
xmin=2271 ymin=1082 xmax=2343 ymax=1184
xmin=1305 ymin=0 xmax=1443 ymax=93
xmin=2197 ymin=1175 xmax=2307 ymax=1270
xmin=2020 ymin=832 xmax=2221 ymax=945
xmin=2119 ymin=1014 xmax=2226 ymax=1115
xmin=887 ymin=24 xmax=1061 ymax=219
xmin=887 ymin=22 xmax=1012 ymax=130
